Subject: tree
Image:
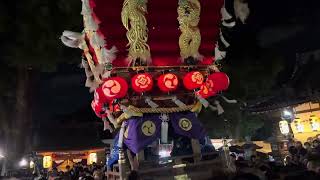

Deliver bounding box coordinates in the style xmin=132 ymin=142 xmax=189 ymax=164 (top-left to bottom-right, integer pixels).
xmin=0 ymin=0 xmax=82 ymax=163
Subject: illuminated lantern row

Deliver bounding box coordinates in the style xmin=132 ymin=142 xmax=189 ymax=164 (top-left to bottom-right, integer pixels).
xmin=92 ymin=72 xmax=230 ymax=115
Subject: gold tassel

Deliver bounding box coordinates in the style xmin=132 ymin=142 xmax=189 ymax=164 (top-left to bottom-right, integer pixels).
xmin=121 ymin=0 xmax=151 ymax=65
xmin=178 ymin=0 xmax=202 ymax=61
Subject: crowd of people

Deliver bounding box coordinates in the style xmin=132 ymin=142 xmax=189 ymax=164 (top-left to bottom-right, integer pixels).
xmin=4 ymin=135 xmax=320 ymax=180
xmin=223 ymin=135 xmax=320 ymax=180
xmin=34 ymin=163 xmax=105 ymax=180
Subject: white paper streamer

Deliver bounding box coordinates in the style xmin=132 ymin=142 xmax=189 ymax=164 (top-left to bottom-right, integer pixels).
xmin=172 ymin=96 xmax=187 ymax=108
xmin=160 ymin=114 xmax=169 ymax=144
xmin=196 ymin=95 xmax=209 ymax=108
xmin=145 ymin=97 xmax=159 ymax=108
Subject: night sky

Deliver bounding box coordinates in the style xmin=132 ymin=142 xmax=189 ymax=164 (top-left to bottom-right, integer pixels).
xmin=1 ymin=0 xmax=320 ymax=148
xmin=33 ymin=0 xmax=320 ymax=127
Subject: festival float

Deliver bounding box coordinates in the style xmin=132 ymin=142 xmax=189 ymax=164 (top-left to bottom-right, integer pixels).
xmin=61 ymin=0 xmax=249 ymax=179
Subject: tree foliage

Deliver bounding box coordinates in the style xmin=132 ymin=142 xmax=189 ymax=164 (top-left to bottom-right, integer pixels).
xmin=2 ymin=0 xmax=82 ymax=71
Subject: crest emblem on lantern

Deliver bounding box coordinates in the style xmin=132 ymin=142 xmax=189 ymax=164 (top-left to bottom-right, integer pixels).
xmin=102 ymin=80 xmax=121 ymax=98
xmin=101 ymin=77 xmax=128 ymax=100
xmin=164 ymin=74 xmax=178 ymax=89
xmin=179 ymin=118 xmax=192 ymax=131
xmin=191 ymin=72 xmax=204 ymax=85
xmin=132 ymin=73 xmax=153 ymax=93
xmin=141 ymin=120 xmax=156 ymax=136
xmin=135 ymin=74 xmax=151 ymax=88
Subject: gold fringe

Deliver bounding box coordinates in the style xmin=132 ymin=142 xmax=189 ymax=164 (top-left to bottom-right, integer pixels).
xmin=121 ymin=0 xmax=151 ymax=65
xmin=178 ymin=0 xmax=202 ymax=60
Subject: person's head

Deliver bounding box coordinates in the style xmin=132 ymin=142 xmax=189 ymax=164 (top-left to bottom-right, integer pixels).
xmin=295 ymin=141 xmax=303 ymax=148
xmin=307 ymin=160 xmax=320 ymax=173
xmin=316 ymin=134 xmax=320 ymax=140
xmin=312 ymin=140 xmax=319 ymax=147
xmin=250 ymin=155 xmax=257 ymax=162
xmin=307 ymin=137 xmax=313 ymax=143
xmin=288 ymin=146 xmax=297 ymax=155
xmin=66 ymin=165 xmax=71 ymax=171
xmin=304 ymin=142 xmax=311 ymax=149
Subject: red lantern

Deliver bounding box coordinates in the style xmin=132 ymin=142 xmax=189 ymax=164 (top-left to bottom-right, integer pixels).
xmin=207 ymin=72 xmax=230 ymax=92
xmin=197 ymin=79 xmax=216 ymax=98
xmin=94 ymin=86 xmax=109 ymax=103
xmin=157 ymin=73 xmax=179 ymax=92
xmin=101 ymin=77 xmax=128 ymax=100
xmin=131 ymin=73 xmax=153 ymax=93
xmin=91 ymin=100 xmax=107 ymax=118
xmin=183 ymin=71 xmax=204 ymax=90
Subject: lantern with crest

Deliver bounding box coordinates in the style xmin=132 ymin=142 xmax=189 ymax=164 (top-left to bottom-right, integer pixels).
xmin=102 ymin=77 xmax=128 ymax=101
xmin=183 ymin=71 xmax=204 ymax=90
xmin=157 ymin=73 xmax=179 ymax=93
xmin=131 ymin=73 xmax=153 ymax=93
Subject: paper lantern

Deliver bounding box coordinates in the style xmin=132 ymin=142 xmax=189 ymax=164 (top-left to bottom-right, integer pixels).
xmin=294 ymin=118 xmax=304 ymax=133
xmin=43 ymin=156 xmax=52 ymax=169
xmin=157 ymin=73 xmax=179 ymax=92
xmin=102 ymin=77 xmax=128 ymax=100
xmin=88 ymin=153 xmax=97 ymax=165
xmin=310 ymin=115 xmax=320 ymax=131
xmin=183 ymin=71 xmax=204 ymax=90
xmin=131 ymin=73 xmax=153 ymax=93
xmin=207 ymin=72 xmax=230 ymax=92
xmin=91 ymin=100 xmax=107 ymax=118
xmin=94 ymin=86 xmax=109 ymax=103
xmin=197 ymin=79 xmax=217 ymax=98
xmin=279 ymin=120 xmax=290 ymax=135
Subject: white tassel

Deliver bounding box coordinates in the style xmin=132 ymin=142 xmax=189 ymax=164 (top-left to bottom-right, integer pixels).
xmin=101 ymin=46 xmax=118 ymax=63
xmin=220 ymin=32 xmax=230 ymax=48
xmin=92 ymin=34 xmax=106 ymax=47
xmin=215 ymin=46 xmax=227 ymax=60
xmin=196 ymin=95 xmax=209 ymax=108
xmin=81 ymin=0 xmax=92 ymax=15
xmin=145 ymin=97 xmax=159 ymax=108
xmin=221 ymin=6 xmax=233 ymax=21
xmin=84 ymin=15 xmax=98 ymax=31
xmin=172 ymin=96 xmax=187 ymax=108
xmin=102 ymin=70 xmax=111 ymax=79
xmin=234 ymin=0 xmax=250 ymax=24
xmin=61 ymin=31 xmax=83 ymax=48
xmin=102 ymin=117 xmax=113 ymax=132
xmin=214 ymin=100 xmax=225 ymax=115
xmin=120 ymin=105 xmax=134 ymax=117
xmin=221 ymin=95 xmax=238 ymax=104
xmin=160 ymin=114 xmax=169 ymax=144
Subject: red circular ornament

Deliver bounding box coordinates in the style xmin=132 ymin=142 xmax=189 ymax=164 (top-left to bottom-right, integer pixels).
xmin=94 ymin=86 xmax=109 ymax=103
xmin=207 ymin=72 xmax=230 ymax=92
xmin=157 ymin=73 xmax=179 ymax=92
xmin=197 ymin=79 xmax=216 ymax=98
xmin=102 ymin=77 xmax=128 ymax=100
xmin=183 ymin=71 xmax=204 ymax=90
xmin=131 ymin=73 xmax=153 ymax=93
xmin=91 ymin=100 xmax=106 ymax=118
